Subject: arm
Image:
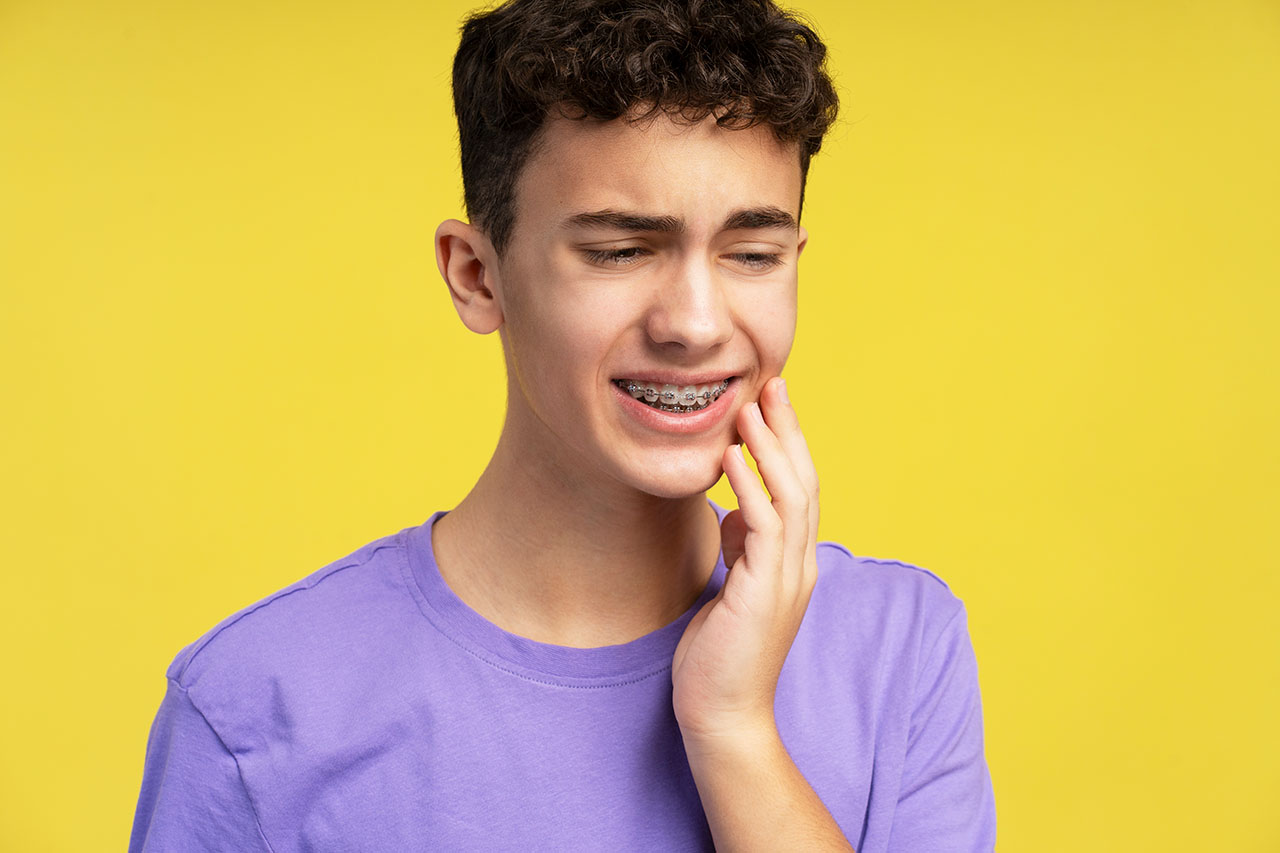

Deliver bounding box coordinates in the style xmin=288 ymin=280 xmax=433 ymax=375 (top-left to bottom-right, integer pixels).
xmin=129 ymin=678 xmax=275 ymax=853
xmin=888 ymin=605 xmax=997 ymax=852
xmin=683 ymin=723 xmax=855 ymax=852
xmin=672 ymin=378 xmax=853 ymax=850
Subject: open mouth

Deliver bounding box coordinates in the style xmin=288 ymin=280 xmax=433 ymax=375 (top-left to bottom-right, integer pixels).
xmin=612 ymin=377 xmax=735 ymax=414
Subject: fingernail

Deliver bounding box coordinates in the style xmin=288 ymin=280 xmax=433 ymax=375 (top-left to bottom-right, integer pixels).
xmin=778 ymin=378 xmax=790 ymax=406
xmin=733 ymin=442 xmax=746 ymax=464
xmin=749 ymin=402 xmax=764 ymax=425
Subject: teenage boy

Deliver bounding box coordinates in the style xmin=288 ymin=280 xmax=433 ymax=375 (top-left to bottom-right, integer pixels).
xmin=130 ymin=0 xmax=997 ymax=850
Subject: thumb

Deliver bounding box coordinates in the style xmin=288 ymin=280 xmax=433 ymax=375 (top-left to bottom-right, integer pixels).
xmin=720 ymin=508 xmax=748 ymax=571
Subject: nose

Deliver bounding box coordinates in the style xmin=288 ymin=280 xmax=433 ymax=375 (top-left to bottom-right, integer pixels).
xmin=645 ymin=256 xmax=734 ymax=352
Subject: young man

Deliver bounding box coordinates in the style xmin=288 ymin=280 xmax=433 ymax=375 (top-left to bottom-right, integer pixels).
xmin=131 ymin=0 xmax=996 ymax=850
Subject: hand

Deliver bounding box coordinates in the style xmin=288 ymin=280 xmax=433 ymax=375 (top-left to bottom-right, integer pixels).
xmin=672 ymin=375 xmax=821 ymax=747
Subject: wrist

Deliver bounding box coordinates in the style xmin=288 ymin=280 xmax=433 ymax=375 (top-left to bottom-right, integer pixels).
xmin=679 ymin=715 xmax=780 ymax=765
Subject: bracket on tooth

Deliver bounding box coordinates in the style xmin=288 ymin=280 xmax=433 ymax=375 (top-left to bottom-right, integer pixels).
xmin=621 ymin=378 xmax=730 ymax=409
xmin=622 ymin=379 xmax=729 ymax=399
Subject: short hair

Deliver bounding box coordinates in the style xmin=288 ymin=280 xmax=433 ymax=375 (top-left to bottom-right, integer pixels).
xmin=451 ymin=0 xmax=840 ymax=255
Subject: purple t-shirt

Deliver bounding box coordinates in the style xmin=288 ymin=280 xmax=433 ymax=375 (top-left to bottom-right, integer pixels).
xmin=130 ymin=500 xmax=996 ymax=851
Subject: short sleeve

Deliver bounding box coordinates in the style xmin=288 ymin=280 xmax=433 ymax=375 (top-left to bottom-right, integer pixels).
xmin=888 ymin=604 xmax=998 ymax=852
xmin=129 ymin=678 xmax=275 ymax=853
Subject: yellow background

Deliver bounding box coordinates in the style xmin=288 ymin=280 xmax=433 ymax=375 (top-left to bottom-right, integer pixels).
xmin=2 ymin=0 xmax=1277 ymax=849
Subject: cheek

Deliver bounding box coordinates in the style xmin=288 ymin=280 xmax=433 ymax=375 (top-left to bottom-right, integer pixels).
xmin=742 ymin=287 xmax=798 ymax=365
xmin=767 ymin=325 xmax=797 ymax=369
xmin=518 ymin=306 xmax=618 ymax=393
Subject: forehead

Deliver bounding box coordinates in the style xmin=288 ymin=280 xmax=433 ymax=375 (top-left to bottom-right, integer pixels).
xmin=513 ymin=112 xmax=803 ymax=235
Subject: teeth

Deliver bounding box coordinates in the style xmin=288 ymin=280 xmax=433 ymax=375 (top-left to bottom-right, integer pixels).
xmin=616 ymin=377 xmax=731 ymax=413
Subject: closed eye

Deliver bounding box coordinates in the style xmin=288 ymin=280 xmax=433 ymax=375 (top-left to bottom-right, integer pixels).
xmin=729 ymin=252 xmax=784 ymax=270
xmin=583 ymin=247 xmax=650 ymax=267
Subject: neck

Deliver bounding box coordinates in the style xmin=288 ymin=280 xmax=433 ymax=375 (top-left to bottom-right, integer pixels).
xmin=432 ymin=418 xmax=723 ymax=649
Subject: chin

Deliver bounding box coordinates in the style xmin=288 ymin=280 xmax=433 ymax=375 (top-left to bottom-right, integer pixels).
xmin=627 ymin=455 xmax=725 ymax=500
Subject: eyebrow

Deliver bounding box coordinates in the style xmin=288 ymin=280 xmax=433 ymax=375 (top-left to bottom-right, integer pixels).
xmin=563 ymin=210 xmax=685 ymax=233
xmin=722 ymin=206 xmax=798 ymax=231
xmin=562 ymin=206 xmax=797 ymax=234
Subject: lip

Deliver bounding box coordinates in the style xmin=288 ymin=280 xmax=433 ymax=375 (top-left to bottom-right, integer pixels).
xmin=612 ymin=376 xmax=741 ymax=435
xmin=611 ymin=370 xmax=741 ymax=386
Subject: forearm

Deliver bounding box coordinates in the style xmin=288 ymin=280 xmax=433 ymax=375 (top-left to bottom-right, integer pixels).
xmin=682 ymin=724 xmax=855 ymax=853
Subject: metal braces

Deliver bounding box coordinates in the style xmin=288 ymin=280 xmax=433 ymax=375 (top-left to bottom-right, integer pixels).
xmin=619 ymin=378 xmax=731 ymax=407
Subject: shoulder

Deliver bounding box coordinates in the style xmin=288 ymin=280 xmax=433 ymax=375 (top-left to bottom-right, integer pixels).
xmin=810 ymin=539 xmax=967 ymax=652
xmin=165 ymin=530 xmax=412 ymax=694
xmin=815 ymin=540 xmax=963 ymax=610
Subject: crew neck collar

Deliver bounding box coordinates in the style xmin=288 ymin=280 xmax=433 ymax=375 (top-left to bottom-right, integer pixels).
xmin=401 ymin=498 xmax=730 ymax=686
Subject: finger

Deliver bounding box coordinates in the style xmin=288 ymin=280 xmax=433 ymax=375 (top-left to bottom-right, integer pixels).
xmin=737 ymin=397 xmax=809 ymax=570
xmin=719 ymin=508 xmax=747 ymax=571
xmin=721 ymin=441 xmax=783 ymax=576
xmin=758 ymin=376 xmax=820 ymax=548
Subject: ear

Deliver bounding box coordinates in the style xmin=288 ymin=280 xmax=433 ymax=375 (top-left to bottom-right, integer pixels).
xmin=796 ymin=225 xmax=809 ymax=259
xmin=435 ymin=218 xmax=503 ymax=335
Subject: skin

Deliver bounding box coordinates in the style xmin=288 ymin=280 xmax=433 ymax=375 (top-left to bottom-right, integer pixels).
xmin=432 ymin=110 xmax=822 ymax=742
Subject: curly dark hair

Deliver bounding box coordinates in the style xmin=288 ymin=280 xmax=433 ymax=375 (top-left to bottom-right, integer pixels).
xmin=451 ymin=0 xmax=839 ymax=255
